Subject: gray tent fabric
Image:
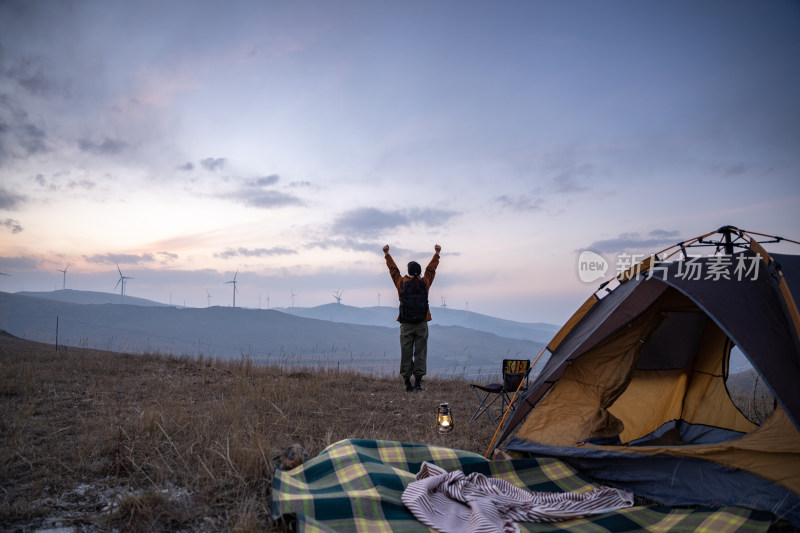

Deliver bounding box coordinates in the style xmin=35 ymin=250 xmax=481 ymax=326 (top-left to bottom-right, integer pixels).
xmin=503 ymin=437 xmax=800 ymax=526
xmin=496 ymin=247 xmax=800 ymax=526
xmin=638 ymin=311 xmax=707 ymax=370
xmin=500 ymin=251 xmax=800 ymax=446
xmin=548 ymin=277 xmax=667 ymax=365
xmin=772 ymin=253 xmax=800 ymax=300
xmin=626 ymin=419 xmax=744 ymax=446
xmin=652 ymin=252 xmax=800 ymax=430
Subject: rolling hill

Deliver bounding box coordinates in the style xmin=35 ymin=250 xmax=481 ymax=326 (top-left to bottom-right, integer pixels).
xmin=274 ymin=302 xmax=559 ymax=343
xmin=18 ymin=289 xmax=171 ymax=307
xmin=1 ymin=291 xmax=550 ymax=379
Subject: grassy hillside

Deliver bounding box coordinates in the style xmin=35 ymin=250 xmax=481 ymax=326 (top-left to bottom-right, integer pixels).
xmin=0 ymin=331 xmax=500 ymax=532
xmin=1 ymin=331 xmax=788 ymax=532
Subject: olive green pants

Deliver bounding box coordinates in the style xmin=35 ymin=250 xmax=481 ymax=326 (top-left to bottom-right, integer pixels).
xmin=399 ymin=321 xmax=428 ymax=379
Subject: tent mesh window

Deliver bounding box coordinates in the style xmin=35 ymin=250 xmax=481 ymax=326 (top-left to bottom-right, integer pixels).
xmin=725 ymin=345 xmax=776 ymax=425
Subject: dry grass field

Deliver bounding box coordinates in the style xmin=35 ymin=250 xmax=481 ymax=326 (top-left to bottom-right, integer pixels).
xmin=2 ymin=330 xmax=793 ymax=533
xmin=0 ymin=331 xmax=500 ymax=532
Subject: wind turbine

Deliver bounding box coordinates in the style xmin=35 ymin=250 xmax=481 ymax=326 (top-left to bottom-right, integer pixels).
xmin=206 ymin=290 xmax=212 ymax=307
xmin=333 ymin=289 xmax=343 ymax=304
xmin=377 ymin=290 xmax=381 ymax=307
xmin=57 ymin=263 xmax=70 ymax=290
xmin=114 ymin=265 xmax=133 ymax=299
xmin=290 ymin=289 xmax=296 ymax=309
xmin=226 ymin=269 xmax=239 ymax=307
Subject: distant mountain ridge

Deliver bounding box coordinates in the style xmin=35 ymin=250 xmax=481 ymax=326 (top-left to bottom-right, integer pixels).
xmin=15 ymin=290 xmax=560 ymax=344
xmin=18 ymin=289 xmax=171 ymax=307
xmin=274 ymin=303 xmax=559 ymax=344
xmin=1 ymin=291 xmax=552 ymax=379
xmin=2 ymin=290 xmax=760 ymax=382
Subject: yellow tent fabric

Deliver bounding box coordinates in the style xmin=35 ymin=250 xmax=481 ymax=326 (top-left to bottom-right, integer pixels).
xmin=610 ymin=319 xmax=757 ymax=443
xmin=514 ymin=288 xmax=799 ymax=493
xmin=516 ymin=304 xmax=662 ymax=447
xmin=595 ymin=406 xmax=800 ymax=496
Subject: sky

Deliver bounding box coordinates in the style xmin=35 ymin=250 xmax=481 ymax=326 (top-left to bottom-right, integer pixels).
xmin=1 ymin=0 xmax=799 ymax=324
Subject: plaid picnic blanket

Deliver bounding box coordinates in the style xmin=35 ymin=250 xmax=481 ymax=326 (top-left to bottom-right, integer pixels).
xmin=271 ymin=439 xmax=774 ymax=533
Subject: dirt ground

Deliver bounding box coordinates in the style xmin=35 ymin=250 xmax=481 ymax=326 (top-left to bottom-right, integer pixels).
xmin=0 ymin=331 xmax=498 ymax=532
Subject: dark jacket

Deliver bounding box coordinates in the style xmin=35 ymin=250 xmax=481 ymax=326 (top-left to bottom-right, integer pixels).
xmin=384 ymin=252 xmax=440 ymax=322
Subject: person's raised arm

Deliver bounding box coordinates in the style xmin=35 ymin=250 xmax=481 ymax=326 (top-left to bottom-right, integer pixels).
xmin=383 ymin=244 xmax=403 ymax=293
xmin=424 ymin=244 xmax=441 ymax=286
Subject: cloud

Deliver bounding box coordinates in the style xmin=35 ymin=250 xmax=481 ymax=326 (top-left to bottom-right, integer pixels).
xmin=715 ymin=163 xmax=748 ymax=178
xmin=1 ymin=218 xmax=23 ymax=234
xmin=67 ymin=179 xmax=97 ymax=190
xmin=0 ymin=255 xmax=39 ymax=270
xmin=0 ymin=187 xmax=27 ymax=210
xmin=496 ymin=194 xmax=543 ymax=212
xmin=18 ymin=122 xmax=47 ymax=154
xmin=331 ymin=207 xmax=457 ymax=238
xmin=536 ymin=160 xmax=602 ymax=196
xmin=550 ymin=165 xmax=594 ymax=194
xmin=306 ymin=238 xmax=446 ymax=258
xmin=200 ymin=157 xmax=227 ymax=171
xmin=82 ymin=253 xmax=156 ymax=265
xmin=411 ymin=208 xmax=456 ymax=226
xmin=221 ymin=175 xmax=305 ymax=209
xmin=0 ymin=94 xmax=50 ymax=163
xmin=178 ymin=162 xmax=194 ymax=171
xmin=306 ymin=238 xmax=380 ymax=253
xmin=237 ymin=189 xmax=304 ymax=208
xmin=647 ymin=229 xmax=681 ymax=239
xmin=706 ymin=162 xmax=787 ymax=180
xmin=214 ymin=247 xmax=297 ymax=259
xmin=252 ymin=175 xmax=279 ymax=187
xmin=157 ymin=251 xmax=179 ymax=263
xmin=78 ymin=137 xmax=128 ymax=155
xmin=586 ymin=230 xmax=682 ymax=253
xmin=7 ymin=55 xmax=62 ymax=97
xmin=332 ymin=208 xmax=406 ymax=236
xmin=29 ymin=172 xmax=96 ymax=192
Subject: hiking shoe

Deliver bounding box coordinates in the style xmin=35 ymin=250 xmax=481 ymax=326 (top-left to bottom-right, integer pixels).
xmin=414 ymin=378 xmax=424 ymax=391
xmin=405 ymin=379 xmax=413 ymax=392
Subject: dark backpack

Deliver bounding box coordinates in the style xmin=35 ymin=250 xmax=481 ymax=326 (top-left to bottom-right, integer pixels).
xmin=400 ymin=276 xmax=429 ymax=323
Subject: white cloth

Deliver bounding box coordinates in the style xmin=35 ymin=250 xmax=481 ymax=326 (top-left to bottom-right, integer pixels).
xmin=402 ymin=462 xmax=634 ymax=533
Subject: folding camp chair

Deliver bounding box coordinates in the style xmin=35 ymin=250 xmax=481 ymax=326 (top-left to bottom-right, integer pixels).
xmin=469 ymin=359 xmax=530 ymax=425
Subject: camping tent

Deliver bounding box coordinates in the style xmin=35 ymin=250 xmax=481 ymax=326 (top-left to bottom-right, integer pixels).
xmin=492 ymin=227 xmax=800 ymax=526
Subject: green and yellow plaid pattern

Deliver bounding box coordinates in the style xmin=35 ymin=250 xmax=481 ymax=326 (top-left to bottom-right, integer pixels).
xmin=271 ymin=439 xmax=773 ymax=533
